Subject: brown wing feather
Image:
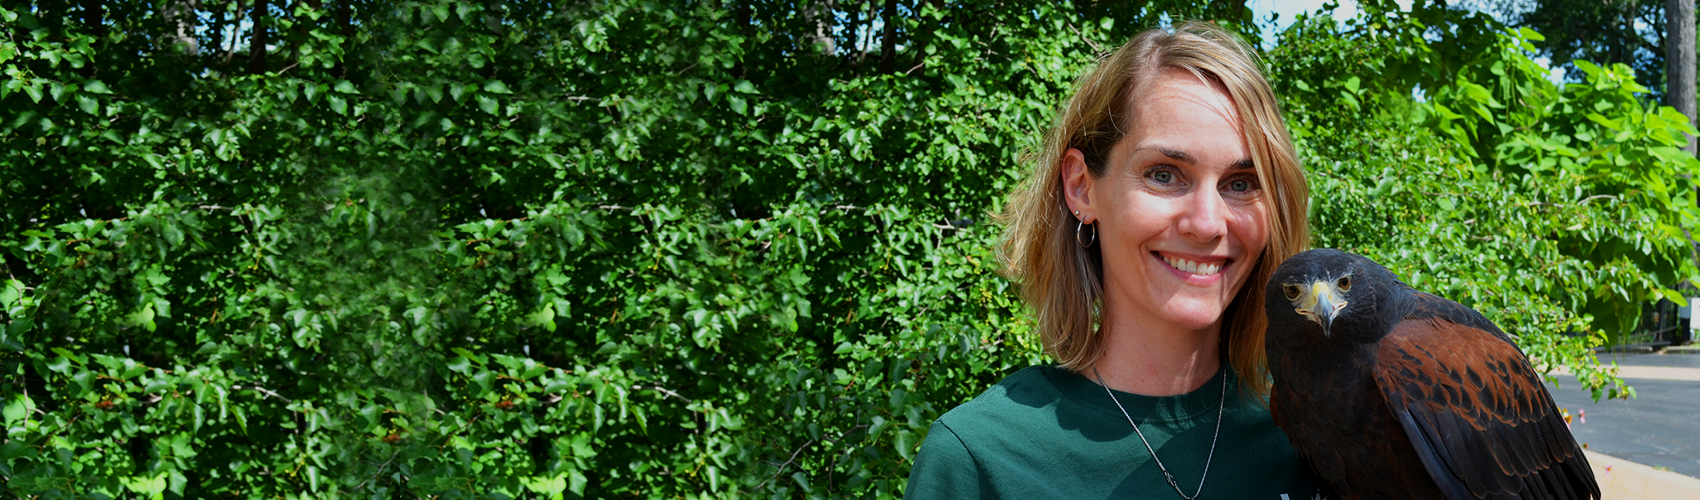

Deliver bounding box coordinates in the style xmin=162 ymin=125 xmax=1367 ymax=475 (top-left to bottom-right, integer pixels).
xmin=1270 ymin=351 xmax=1444 ymax=499
xmin=1375 ymin=318 xmax=1599 ymax=499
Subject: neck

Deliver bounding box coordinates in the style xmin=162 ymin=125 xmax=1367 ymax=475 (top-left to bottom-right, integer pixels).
xmin=1089 ymin=308 xmax=1223 ymax=397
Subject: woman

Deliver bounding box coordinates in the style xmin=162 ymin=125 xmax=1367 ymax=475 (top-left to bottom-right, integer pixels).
xmin=904 ymin=22 xmax=1325 ymax=499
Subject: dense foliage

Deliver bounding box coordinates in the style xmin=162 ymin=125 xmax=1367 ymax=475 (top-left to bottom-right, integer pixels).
xmin=1 ymin=0 xmax=1692 ymax=498
xmin=1272 ymin=3 xmax=1696 ymax=398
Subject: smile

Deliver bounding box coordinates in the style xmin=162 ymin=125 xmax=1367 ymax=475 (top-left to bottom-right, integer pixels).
xmin=1158 ymin=253 xmax=1226 ymax=276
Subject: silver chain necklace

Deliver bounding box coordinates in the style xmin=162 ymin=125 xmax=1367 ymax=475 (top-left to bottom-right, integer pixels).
xmin=1093 ymin=367 xmax=1226 ymax=500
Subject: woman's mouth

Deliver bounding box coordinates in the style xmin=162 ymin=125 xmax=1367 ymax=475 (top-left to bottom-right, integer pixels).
xmin=1156 ymin=252 xmax=1227 ymax=277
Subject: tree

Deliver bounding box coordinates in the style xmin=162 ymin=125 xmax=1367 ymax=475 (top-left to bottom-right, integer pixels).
xmin=1669 ymin=0 xmax=1697 ymax=153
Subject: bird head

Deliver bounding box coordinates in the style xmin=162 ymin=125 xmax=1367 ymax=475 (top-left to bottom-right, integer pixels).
xmin=1265 ymin=249 xmax=1398 ymax=344
xmin=1283 ymin=275 xmax=1350 ymax=337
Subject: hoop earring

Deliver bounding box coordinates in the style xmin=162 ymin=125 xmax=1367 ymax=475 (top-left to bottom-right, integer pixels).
xmin=1076 ymin=219 xmax=1096 ymax=248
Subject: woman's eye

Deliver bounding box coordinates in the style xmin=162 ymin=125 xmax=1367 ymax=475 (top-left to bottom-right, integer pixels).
xmin=1225 ymin=176 xmax=1259 ymax=193
xmin=1142 ymin=166 xmax=1183 ymax=186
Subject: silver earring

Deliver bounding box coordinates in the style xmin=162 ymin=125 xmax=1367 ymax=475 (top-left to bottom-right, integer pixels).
xmin=1077 ymin=218 xmax=1096 ymax=248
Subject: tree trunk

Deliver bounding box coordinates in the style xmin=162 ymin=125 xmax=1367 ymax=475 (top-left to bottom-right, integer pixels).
xmin=250 ymin=0 xmax=269 ymax=74
xmin=1670 ymin=0 xmax=1700 ymax=262
xmin=209 ymin=1 xmax=224 ymax=58
xmin=82 ymin=0 xmax=105 ymax=37
xmin=733 ymin=0 xmax=751 ymax=78
xmin=162 ymin=0 xmax=199 ymax=55
xmin=1668 ymin=0 xmax=1696 ymax=155
xmin=880 ymin=0 xmax=895 ymax=74
xmin=337 ymin=0 xmax=353 ymax=77
xmin=804 ymin=0 xmax=837 ymax=56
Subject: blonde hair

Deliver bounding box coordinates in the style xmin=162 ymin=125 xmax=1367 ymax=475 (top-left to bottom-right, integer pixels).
xmin=998 ymin=21 xmax=1309 ymax=400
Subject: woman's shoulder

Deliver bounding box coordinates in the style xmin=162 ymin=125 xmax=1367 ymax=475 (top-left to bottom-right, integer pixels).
xmin=907 ymin=365 xmax=1079 ymax=500
xmin=932 ymin=365 xmax=1079 ymax=435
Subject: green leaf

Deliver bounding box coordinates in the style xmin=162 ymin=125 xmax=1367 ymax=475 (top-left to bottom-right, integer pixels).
xmin=82 ymin=79 xmax=111 ymax=94
xmin=3 ymin=394 xmax=32 ymax=427
xmin=125 ymin=303 xmax=158 ymax=332
xmin=896 ymin=430 xmax=916 ymax=461
xmin=521 ymin=361 xmax=549 ymax=380
xmin=452 ymin=347 xmax=487 ymax=366
xmin=334 ymin=80 xmax=358 ymax=94
xmin=569 ymin=470 xmax=588 ymax=496
xmin=523 ymin=473 xmax=568 ymax=499
xmin=477 ymin=95 xmax=499 ymax=115
xmin=51 ymin=347 xmax=84 ymax=366
xmin=483 ymin=80 xmax=513 ymax=94
xmin=0 ymin=279 xmax=20 ymax=307
xmin=122 ymin=472 xmax=168 ymax=500
xmin=1658 ymin=289 xmax=1687 ymax=306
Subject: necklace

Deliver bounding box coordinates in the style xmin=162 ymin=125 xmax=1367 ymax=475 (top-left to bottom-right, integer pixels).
xmin=1093 ymin=366 xmax=1226 ymax=500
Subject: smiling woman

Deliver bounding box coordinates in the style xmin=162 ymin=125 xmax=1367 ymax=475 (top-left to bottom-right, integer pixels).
xmin=904 ymin=22 xmax=1324 ymax=499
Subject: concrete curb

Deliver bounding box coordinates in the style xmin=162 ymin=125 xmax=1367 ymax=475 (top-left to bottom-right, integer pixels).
xmin=1551 ymin=365 xmax=1700 ymax=382
xmin=1585 ymin=450 xmax=1700 ymax=499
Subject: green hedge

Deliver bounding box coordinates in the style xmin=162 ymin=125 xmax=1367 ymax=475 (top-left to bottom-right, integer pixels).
xmin=0 ymin=0 xmax=1690 ymax=498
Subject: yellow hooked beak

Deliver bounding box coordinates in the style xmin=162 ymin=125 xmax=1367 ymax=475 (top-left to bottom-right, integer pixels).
xmin=1294 ymin=281 xmax=1348 ymax=336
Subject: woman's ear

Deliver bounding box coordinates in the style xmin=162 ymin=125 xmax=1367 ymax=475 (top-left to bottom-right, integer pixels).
xmin=1061 ymin=148 xmax=1095 ymax=223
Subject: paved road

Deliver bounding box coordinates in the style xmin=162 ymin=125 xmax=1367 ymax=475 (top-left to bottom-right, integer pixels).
xmin=1545 ymin=352 xmax=1700 ymax=479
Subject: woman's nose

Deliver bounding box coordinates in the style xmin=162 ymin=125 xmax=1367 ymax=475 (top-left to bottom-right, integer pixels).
xmin=1177 ymin=185 xmax=1228 ymax=242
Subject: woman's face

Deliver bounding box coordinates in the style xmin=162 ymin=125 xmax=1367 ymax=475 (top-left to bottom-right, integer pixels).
xmin=1064 ymin=68 xmax=1271 ymax=332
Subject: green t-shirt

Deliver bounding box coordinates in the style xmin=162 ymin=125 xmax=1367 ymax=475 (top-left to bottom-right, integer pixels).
xmin=904 ymin=365 xmax=1330 ymax=500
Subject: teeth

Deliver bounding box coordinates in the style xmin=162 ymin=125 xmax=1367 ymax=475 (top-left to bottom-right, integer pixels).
xmin=1163 ymin=255 xmax=1223 ymax=276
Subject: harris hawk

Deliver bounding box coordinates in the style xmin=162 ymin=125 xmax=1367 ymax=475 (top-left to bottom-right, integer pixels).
xmin=1263 ymin=249 xmax=1599 ymax=500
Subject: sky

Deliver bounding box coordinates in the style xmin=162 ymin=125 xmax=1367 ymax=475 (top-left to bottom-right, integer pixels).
xmin=1249 ymin=0 xmax=1375 ymax=46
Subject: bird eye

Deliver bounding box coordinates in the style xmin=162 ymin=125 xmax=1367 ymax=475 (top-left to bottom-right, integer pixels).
xmin=1337 ymin=276 xmax=1352 ymax=292
xmin=1282 ymin=284 xmax=1301 ymax=300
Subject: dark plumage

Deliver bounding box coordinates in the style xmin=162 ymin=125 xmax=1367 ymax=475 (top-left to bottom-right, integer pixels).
xmin=1263 ymin=249 xmax=1599 ymax=500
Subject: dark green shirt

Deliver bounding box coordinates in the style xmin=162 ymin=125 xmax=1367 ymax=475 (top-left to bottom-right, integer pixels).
xmin=904 ymin=365 xmax=1329 ymax=500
